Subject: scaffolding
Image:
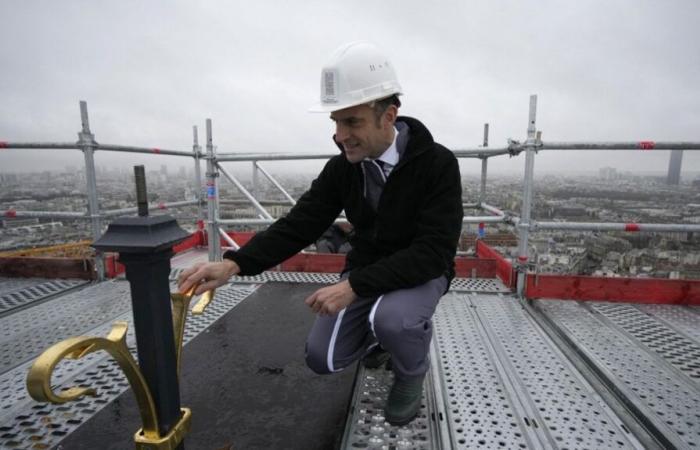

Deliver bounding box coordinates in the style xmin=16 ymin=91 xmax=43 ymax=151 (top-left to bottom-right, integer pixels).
xmin=2 ymin=97 xmax=700 ymax=294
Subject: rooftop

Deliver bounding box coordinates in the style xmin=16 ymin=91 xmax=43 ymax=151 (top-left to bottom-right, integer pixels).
xmin=0 ymin=248 xmax=698 ymax=449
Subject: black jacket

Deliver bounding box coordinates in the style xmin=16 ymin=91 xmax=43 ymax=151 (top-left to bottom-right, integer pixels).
xmin=223 ymin=116 xmax=463 ymax=297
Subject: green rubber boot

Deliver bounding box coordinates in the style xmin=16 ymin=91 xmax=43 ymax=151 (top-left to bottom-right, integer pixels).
xmin=384 ymin=374 xmax=425 ymax=426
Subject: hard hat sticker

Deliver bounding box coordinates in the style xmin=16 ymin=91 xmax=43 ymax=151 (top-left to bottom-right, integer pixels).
xmin=322 ymin=69 xmax=338 ymax=103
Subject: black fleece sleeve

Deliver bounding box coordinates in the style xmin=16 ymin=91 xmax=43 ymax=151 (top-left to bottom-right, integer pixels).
xmin=347 ymin=151 xmax=463 ymax=297
xmin=223 ymin=158 xmax=344 ymax=275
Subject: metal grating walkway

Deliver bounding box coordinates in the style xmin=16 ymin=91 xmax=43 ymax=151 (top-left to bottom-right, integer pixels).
xmin=171 ymin=267 xmax=510 ymax=293
xmin=429 ymin=294 xmax=644 ymax=449
xmin=0 ymin=277 xmax=88 ymax=316
xmin=535 ymin=299 xmax=700 ymax=449
xmin=1 ymin=263 xmax=698 ymax=449
xmin=0 ymin=280 xmax=259 ymax=450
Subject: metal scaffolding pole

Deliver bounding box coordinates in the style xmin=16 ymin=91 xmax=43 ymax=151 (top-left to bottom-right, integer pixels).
xmin=218 ymin=218 xmax=348 ymax=226
xmin=254 ymin=162 xmax=297 ymax=206
xmin=217 ymin=152 xmax=336 ymax=162
xmin=3 ymin=210 xmax=87 ymax=220
xmin=219 ymin=228 xmax=241 ymax=250
xmin=1 ymin=142 xmax=78 ymax=150
xmin=95 ymin=144 xmax=193 ymax=157
xmin=217 ymin=215 xmax=505 ymax=226
xmin=530 ymin=221 xmax=700 ymax=233
xmin=251 ymin=161 xmax=260 ymax=200
xmin=516 ymin=95 xmax=538 ymax=298
xmin=216 ymin=163 xmax=274 ymax=220
xmin=481 ymin=203 xmax=505 ymax=217
xmin=453 ymin=147 xmax=514 ymax=158
xmin=101 ymin=200 xmax=200 ymax=218
xmin=192 ymin=126 xmax=203 ymax=222
xmin=539 ymin=141 xmax=700 ymax=151
xmin=77 ymin=101 xmax=105 ymax=280
xmin=216 ymin=148 xmax=514 ymax=162
xmin=479 ymin=123 xmax=489 ymax=206
xmin=205 ymin=119 xmax=221 ymax=262
xmin=466 ymin=216 xmax=506 ymax=224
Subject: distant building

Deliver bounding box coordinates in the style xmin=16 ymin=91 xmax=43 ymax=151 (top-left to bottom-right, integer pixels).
xmin=666 ymin=150 xmax=683 ymax=185
xmin=599 ymin=167 xmax=618 ymax=181
xmin=2 ymin=218 xmax=39 ymax=228
xmin=0 ymin=173 xmax=19 ymax=184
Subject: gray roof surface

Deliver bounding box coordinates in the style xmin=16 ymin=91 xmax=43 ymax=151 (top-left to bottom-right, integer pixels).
xmin=0 ymin=249 xmax=698 ymax=449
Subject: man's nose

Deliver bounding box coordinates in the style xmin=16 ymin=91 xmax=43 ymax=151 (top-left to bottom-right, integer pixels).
xmin=335 ymin=123 xmax=350 ymax=142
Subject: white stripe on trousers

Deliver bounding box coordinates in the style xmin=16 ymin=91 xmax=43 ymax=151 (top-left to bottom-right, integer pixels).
xmin=326 ymin=307 xmax=347 ymax=372
xmin=368 ymin=295 xmax=385 ymax=338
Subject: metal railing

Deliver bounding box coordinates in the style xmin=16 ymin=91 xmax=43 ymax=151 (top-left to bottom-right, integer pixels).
xmin=2 ymin=101 xmax=205 ymax=279
xmin=2 ymin=98 xmax=699 ymax=294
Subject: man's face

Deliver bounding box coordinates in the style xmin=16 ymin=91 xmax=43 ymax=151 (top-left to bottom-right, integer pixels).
xmin=330 ymin=103 xmax=395 ymax=164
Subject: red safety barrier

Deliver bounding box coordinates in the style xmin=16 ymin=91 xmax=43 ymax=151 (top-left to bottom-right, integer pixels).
xmin=173 ymin=231 xmax=204 ymax=254
xmin=222 ymin=232 xmax=498 ymax=278
xmin=526 ymin=273 xmax=700 ymax=305
xmin=476 ymin=240 xmax=515 ymax=287
xmin=104 ymin=230 xmax=204 ymax=278
xmin=104 ymin=253 xmax=125 ymax=278
xmin=454 ymin=256 xmax=497 ymax=278
xmin=221 ymin=231 xmax=255 ymax=248
xmin=279 ymin=253 xmax=347 ymax=273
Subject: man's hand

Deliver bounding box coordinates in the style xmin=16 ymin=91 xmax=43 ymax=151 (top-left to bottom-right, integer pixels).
xmin=304 ymin=279 xmax=356 ymax=316
xmin=178 ymin=259 xmax=239 ymax=295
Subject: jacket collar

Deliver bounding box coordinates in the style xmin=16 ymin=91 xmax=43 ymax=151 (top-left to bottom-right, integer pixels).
xmin=332 ymin=116 xmax=435 ymax=168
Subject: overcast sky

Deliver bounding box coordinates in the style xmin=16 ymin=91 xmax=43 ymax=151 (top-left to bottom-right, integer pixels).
xmin=1 ymin=0 xmax=699 ymax=179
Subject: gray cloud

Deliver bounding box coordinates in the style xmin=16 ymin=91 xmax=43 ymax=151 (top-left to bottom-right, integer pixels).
xmin=1 ymin=0 xmax=698 ymax=178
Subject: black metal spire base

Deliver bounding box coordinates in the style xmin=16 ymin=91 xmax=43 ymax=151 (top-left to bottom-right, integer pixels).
xmin=93 ymin=166 xmax=190 ymax=447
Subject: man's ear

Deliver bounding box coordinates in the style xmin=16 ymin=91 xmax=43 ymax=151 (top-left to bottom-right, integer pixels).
xmin=384 ymin=105 xmax=398 ymax=126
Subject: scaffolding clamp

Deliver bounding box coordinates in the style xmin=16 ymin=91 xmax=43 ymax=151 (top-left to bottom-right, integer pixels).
xmin=506 ymin=139 xmax=522 ymax=157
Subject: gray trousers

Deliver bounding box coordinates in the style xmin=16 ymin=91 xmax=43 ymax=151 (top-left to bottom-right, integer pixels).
xmin=305 ymin=275 xmax=447 ymax=381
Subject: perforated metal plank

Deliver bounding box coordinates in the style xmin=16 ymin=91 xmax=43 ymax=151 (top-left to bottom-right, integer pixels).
xmin=636 ymin=304 xmax=700 ymax=344
xmin=589 ymin=302 xmax=700 ymax=383
xmin=537 ymin=299 xmax=700 ymax=449
xmin=236 ymin=271 xmax=341 ymax=284
xmin=341 ymin=365 xmax=440 ymax=449
xmin=170 ymin=248 xmax=208 ymax=269
xmin=170 ymin=267 xmax=341 ymax=285
xmin=0 ymin=278 xmax=88 ymax=315
xmin=433 ymin=293 xmax=643 ymax=449
xmin=0 ymin=277 xmax=48 ymax=292
xmin=433 ymin=293 xmax=532 ymax=449
xmin=0 ymin=281 xmax=133 ymax=374
xmin=449 ymin=278 xmax=510 ymax=293
xmin=0 ymin=282 xmax=258 ymax=450
xmin=171 ymin=266 xmax=510 ymax=296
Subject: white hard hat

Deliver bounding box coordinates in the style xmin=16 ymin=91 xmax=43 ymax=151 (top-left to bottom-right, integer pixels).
xmin=309 ymin=41 xmax=403 ymax=113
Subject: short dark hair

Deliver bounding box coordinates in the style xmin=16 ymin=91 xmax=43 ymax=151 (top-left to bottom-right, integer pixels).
xmin=372 ymin=94 xmax=401 ymax=124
